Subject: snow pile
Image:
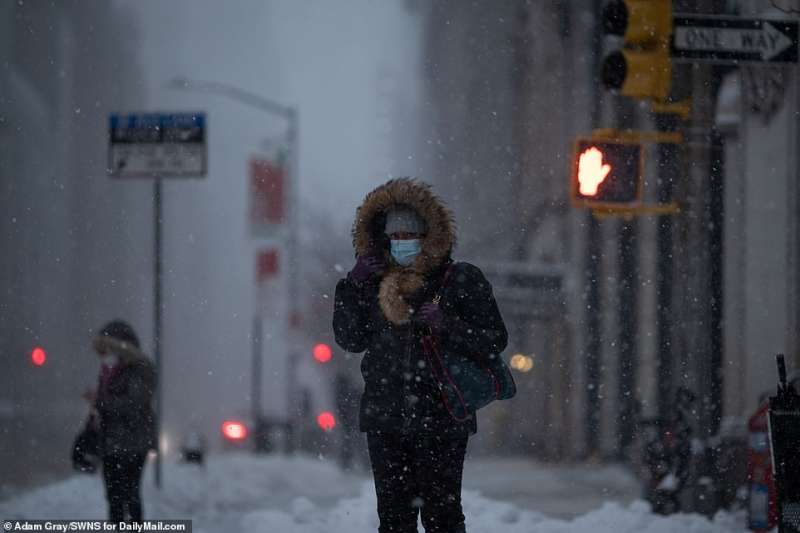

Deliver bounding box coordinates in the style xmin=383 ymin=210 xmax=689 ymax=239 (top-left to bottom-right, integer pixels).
xmin=462 ymin=457 xmax=641 ymax=519
xmin=0 ymin=454 xmax=363 ymax=530
xmin=152 ymin=453 xmax=363 ymax=516
xmin=0 ymin=453 xmax=747 ymax=533
xmin=0 ymin=474 xmax=105 ymax=521
xmin=241 ymin=485 xmax=746 ymax=533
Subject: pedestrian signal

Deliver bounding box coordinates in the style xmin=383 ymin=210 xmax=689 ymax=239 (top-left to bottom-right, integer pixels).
xmin=571 ymin=138 xmax=643 ymax=208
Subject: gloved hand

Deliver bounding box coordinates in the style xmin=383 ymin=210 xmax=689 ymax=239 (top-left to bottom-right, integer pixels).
xmin=349 ymin=255 xmax=385 ymax=284
xmin=419 ymin=302 xmax=444 ymax=332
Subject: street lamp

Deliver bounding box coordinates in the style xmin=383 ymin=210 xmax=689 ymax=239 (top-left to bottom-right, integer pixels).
xmin=169 ymin=77 xmax=300 ymax=452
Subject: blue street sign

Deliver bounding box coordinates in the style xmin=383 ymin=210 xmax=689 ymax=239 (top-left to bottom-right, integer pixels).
xmin=108 ymin=112 xmax=207 ymax=177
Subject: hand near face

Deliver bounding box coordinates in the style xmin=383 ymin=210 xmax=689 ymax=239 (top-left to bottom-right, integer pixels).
xmin=350 ymin=255 xmax=386 ymax=284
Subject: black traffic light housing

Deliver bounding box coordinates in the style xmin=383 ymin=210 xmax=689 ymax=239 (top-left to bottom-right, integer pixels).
xmin=601 ymin=0 xmax=672 ymax=101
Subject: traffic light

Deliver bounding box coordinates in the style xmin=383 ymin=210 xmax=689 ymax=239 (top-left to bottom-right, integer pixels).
xmin=571 ymin=138 xmax=643 ymax=208
xmin=221 ymin=420 xmax=248 ymax=441
xmin=601 ymin=0 xmax=672 ymax=101
xmin=31 ymin=346 xmax=46 ymax=367
xmin=317 ymin=411 xmax=336 ymax=431
xmin=313 ymin=343 xmax=332 ymax=363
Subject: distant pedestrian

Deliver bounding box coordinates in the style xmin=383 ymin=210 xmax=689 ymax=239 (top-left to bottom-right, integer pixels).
xmin=83 ymin=320 xmax=156 ymax=523
xmin=334 ymin=178 xmax=508 ymax=533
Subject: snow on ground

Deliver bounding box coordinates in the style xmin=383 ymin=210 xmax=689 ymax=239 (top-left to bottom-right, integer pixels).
xmin=0 ymin=453 xmax=748 ymax=533
xmin=463 ymin=458 xmax=641 ymax=519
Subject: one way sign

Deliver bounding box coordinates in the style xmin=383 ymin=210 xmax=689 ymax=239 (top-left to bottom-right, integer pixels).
xmin=672 ymin=15 xmax=799 ymax=64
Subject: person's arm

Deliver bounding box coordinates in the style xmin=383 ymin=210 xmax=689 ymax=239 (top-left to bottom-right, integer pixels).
xmin=333 ymin=276 xmax=377 ymax=353
xmin=95 ymin=363 xmax=155 ymax=417
xmin=440 ymin=263 xmax=508 ymax=360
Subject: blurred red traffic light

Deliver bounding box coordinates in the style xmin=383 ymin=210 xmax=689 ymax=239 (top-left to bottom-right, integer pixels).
xmin=313 ymin=343 xmax=332 ymax=363
xmin=317 ymin=411 xmax=336 ymax=431
xmin=31 ymin=346 xmax=46 ymax=367
xmin=221 ymin=420 xmax=248 ymax=441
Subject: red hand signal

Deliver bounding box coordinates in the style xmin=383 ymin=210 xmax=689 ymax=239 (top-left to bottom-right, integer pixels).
xmin=578 ymin=147 xmax=611 ymax=196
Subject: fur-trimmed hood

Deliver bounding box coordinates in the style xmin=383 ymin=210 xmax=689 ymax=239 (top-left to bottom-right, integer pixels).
xmin=351 ymin=178 xmax=456 ymax=325
xmin=92 ymin=335 xmax=149 ymax=365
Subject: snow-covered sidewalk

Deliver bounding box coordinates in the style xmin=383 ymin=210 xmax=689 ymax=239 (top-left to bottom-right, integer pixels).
xmin=0 ymin=453 xmax=747 ymax=533
xmin=463 ymin=457 xmax=642 ymax=519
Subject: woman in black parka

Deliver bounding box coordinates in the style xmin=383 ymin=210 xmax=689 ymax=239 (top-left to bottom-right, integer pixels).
xmin=84 ymin=320 xmax=156 ymax=523
xmin=333 ymin=178 xmax=508 ymax=533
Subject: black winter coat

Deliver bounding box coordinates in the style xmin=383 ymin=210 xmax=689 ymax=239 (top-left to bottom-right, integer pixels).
xmin=95 ymin=357 xmax=157 ymax=456
xmin=334 ymin=260 xmax=508 ymax=436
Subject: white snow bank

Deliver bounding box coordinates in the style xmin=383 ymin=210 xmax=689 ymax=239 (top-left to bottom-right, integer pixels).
xmin=0 ymin=453 xmax=747 ymax=533
xmin=463 ymin=457 xmax=641 ymax=519
xmin=242 ymin=483 xmax=747 ymax=533
xmin=0 ymin=453 xmax=363 ymax=526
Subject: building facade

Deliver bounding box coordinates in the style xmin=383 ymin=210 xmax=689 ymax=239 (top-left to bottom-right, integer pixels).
xmin=418 ymin=0 xmax=800 ymax=460
xmin=0 ymin=2 xmax=149 ymax=490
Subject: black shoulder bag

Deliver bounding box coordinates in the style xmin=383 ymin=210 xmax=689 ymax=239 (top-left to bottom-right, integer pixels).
xmin=71 ymin=412 xmax=100 ymax=474
xmin=421 ymin=265 xmax=516 ymax=422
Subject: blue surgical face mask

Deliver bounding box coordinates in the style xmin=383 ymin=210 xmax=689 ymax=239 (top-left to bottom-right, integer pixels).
xmin=390 ymin=239 xmax=421 ymax=267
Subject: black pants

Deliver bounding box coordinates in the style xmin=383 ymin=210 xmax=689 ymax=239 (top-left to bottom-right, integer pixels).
xmin=102 ymin=453 xmax=146 ymax=523
xmin=366 ymin=431 xmax=469 ymax=533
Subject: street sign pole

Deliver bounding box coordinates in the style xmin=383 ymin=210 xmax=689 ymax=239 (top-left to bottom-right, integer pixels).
xmin=108 ymin=111 xmax=207 ymax=490
xmin=153 ymin=178 xmax=163 ymax=489
xmin=251 ymin=312 xmax=263 ymax=451
xmin=286 ymin=108 xmax=299 ymax=453
xmin=584 ymin=0 xmax=604 ymax=457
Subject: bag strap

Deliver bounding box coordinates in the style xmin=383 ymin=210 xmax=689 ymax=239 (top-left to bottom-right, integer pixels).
xmin=427 ymin=263 xmax=454 ymax=339
xmin=431 ymin=263 xmax=455 ymax=306
xmin=423 ymin=263 xmax=473 ymax=422
xmin=422 ymin=340 xmax=472 ymax=422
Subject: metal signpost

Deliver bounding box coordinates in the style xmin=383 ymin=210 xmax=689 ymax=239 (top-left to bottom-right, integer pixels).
xmin=672 ymin=15 xmax=799 ymax=64
xmin=108 ymin=112 xmax=207 ymax=488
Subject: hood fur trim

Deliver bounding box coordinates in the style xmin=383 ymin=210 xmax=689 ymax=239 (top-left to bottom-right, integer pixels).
xmin=352 ymin=178 xmax=456 ymax=271
xmin=352 ymin=178 xmax=456 ymax=325
xmin=378 ymin=270 xmax=425 ymax=325
xmin=93 ymin=335 xmax=147 ymax=363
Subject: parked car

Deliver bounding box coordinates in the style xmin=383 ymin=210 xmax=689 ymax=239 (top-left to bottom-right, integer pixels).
xmin=180 ymin=430 xmax=207 ymax=464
